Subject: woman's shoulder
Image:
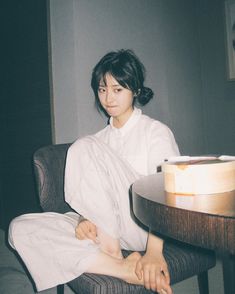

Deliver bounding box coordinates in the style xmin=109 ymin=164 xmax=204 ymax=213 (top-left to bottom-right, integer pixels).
xmin=140 ymin=113 xmax=179 ymax=155
xmin=140 ymin=113 xmax=173 ymax=134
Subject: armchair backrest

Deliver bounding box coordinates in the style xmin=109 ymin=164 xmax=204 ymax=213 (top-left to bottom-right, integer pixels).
xmin=33 ymin=144 xmax=72 ymax=213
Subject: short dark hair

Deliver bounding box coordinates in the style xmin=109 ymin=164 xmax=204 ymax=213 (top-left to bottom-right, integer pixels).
xmin=91 ymin=49 xmax=153 ymax=116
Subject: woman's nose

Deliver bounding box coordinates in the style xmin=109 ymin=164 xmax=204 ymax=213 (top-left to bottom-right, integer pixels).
xmin=106 ymin=90 xmax=114 ymax=102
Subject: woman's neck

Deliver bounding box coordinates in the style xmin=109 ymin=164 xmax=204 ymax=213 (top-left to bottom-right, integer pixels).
xmin=112 ymin=108 xmax=134 ymax=128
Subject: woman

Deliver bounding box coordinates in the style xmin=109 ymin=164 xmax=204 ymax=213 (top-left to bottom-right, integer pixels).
xmin=9 ymin=49 xmax=179 ymax=294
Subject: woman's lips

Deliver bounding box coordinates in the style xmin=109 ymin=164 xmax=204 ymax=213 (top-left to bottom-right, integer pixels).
xmin=106 ymin=105 xmax=118 ymax=109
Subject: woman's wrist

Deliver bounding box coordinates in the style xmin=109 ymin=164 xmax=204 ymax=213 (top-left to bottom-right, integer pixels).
xmin=147 ymin=232 xmax=164 ymax=253
xmin=77 ymin=215 xmax=87 ymax=224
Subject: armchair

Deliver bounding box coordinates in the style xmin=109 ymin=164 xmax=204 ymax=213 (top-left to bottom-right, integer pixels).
xmin=33 ymin=143 xmax=216 ymax=294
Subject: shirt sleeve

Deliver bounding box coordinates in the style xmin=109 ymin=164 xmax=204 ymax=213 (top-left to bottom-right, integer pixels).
xmin=147 ymin=121 xmax=180 ymax=175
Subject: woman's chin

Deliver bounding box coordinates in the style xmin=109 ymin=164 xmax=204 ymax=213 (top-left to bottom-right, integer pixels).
xmin=106 ymin=107 xmax=119 ymax=116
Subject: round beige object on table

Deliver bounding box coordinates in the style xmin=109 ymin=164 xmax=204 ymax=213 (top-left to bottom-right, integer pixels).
xmin=162 ymin=158 xmax=235 ymax=195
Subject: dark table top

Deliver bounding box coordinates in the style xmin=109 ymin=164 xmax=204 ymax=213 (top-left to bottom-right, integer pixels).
xmin=132 ymin=173 xmax=235 ymax=254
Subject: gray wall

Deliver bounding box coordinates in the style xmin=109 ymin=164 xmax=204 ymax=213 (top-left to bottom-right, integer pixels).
xmin=198 ymin=0 xmax=235 ymax=155
xmin=49 ymin=0 xmax=235 ymax=155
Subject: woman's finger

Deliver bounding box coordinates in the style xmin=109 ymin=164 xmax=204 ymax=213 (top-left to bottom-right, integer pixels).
xmin=161 ymin=284 xmax=172 ymax=294
xmin=135 ymin=260 xmax=143 ymax=280
xmin=158 ymin=274 xmax=173 ymax=294
xmin=155 ymin=272 xmax=162 ymax=293
xmin=75 ymin=227 xmax=85 ymax=239
xmin=161 ymin=265 xmax=170 ymax=284
xmin=143 ymin=266 xmax=150 ymax=289
xmin=149 ymin=266 xmax=157 ymax=291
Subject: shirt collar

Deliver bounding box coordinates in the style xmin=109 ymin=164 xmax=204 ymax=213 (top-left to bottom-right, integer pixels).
xmin=109 ymin=107 xmax=142 ymax=136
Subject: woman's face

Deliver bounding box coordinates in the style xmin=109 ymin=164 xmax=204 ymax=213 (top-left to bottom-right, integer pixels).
xmin=98 ymin=74 xmax=134 ymax=127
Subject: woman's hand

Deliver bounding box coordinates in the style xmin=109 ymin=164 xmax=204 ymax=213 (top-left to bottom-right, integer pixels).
xmin=135 ymin=252 xmax=172 ymax=294
xmin=75 ymin=219 xmax=99 ymax=244
xmin=135 ymin=233 xmax=172 ymax=294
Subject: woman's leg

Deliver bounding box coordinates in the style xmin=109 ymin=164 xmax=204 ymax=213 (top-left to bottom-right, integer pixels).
xmin=65 ymin=136 xmax=147 ymax=251
xmin=8 ymin=212 xmax=100 ymax=292
xmin=8 ymin=212 xmax=145 ymax=291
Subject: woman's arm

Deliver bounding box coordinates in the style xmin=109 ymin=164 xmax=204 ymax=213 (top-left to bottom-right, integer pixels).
xmin=135 ymin=233 xmax=172 ymax=294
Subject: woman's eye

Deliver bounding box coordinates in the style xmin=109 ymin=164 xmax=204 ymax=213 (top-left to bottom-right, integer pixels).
xmin=114 ymin=88 xmax=122 ymax=93
xmin=98 ymin=88 xmax=105 ymax=93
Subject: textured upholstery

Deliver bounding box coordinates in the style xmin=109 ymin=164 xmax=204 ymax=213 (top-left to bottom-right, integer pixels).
xmin=33 ymin=144 xmax=216 ymax=294
xmin=33 ymin=143 xmax=72 ymax=213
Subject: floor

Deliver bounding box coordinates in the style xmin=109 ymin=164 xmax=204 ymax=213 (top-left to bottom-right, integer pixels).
xmin=172 ymin=258 xmax=224 ymax=294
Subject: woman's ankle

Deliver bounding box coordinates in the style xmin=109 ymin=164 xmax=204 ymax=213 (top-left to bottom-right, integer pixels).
xmin=100 ymin=246 xmax=123 ymax=259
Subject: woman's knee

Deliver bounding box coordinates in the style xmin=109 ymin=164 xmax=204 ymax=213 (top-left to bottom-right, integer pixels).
xmin=8 ymin=213 xmax=39 ymax=249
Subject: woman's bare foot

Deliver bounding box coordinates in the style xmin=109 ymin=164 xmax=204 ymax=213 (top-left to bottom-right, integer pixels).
xmin=86 ymin=251 xmax=144 ymax=286
xmin=123 ymin=252 xmax=144 ymax=285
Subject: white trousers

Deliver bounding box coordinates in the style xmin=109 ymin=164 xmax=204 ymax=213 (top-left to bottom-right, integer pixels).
xmin=8 ymin=136 xmax=148 ymax=291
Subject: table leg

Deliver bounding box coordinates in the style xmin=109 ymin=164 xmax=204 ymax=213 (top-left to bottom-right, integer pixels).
xmin=222 ymin=254 xmax=235 ymax=294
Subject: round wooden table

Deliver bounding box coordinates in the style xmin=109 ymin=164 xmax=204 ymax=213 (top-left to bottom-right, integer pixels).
xmin=131 ymin=173 xmax=235 ymax=294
